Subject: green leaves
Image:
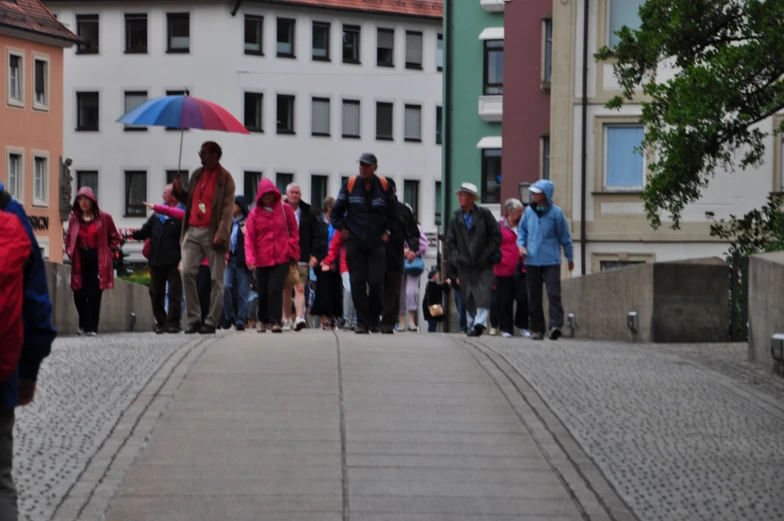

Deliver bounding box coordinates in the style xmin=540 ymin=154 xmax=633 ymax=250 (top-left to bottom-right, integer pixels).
xmin=599 ymin=0 xmax=784 ymax=229
xmin=707 ymin=195 xmax=784 ymax=258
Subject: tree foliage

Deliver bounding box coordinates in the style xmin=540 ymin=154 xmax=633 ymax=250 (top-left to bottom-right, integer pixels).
xmin=596 ymin=0 xmax=784 ymax=229
xmin=707 ymin=194 xmax=784 ymax=258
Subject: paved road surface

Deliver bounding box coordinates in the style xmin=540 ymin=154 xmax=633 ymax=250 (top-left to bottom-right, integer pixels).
xmin=17 ymin=331 xmax=784 ymax=521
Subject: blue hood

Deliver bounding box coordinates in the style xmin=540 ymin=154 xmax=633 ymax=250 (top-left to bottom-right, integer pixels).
xmin=531 ymin=179 xmax=555 ymax=208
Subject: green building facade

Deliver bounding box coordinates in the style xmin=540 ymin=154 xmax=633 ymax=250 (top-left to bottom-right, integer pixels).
xmin=442 ymin=0 xmax=505 ymax=226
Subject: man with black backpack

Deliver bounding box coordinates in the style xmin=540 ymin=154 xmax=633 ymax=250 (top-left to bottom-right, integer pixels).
xmin=0 ymin=183 xmax=56 ymax=520
xmin=330 ymin=153 xmax=397 ymax=334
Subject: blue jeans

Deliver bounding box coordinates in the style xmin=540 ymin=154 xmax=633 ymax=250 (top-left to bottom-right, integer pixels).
xmin=427 ymin=320 xmax=439 ymax=333
xmin=453 ymin=288 xmax=468 ymax=332
xmin=223 ymin=259 xmax=251 ymax=325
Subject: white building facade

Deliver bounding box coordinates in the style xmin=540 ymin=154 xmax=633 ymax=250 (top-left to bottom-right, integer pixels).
xmin=547 ymin=0 xmax=782 ymax=275
xmin=45 ymin=0 xmax=444 ymax=261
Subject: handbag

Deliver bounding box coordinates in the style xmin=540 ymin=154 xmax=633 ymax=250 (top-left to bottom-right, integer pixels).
xmin=426 ymin=283 xmax=444 ymax=318
xmin=404 ymin=256 xmax=425 ymax=276
xmin=281 ymin=203 xmax=301 ymax=287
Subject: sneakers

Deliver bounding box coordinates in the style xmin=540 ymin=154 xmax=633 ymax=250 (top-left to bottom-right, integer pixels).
xmin=86 ymin=331 xmax=97 ymax=337
xmin=502 ymin=332 xmax=513 ymax=338
xmin=531 ymin=331 xmax=545 ymax=340
xmin=235 ymin=323 xmax=246 ymax=331
xmin=294 ymin=317 xmax=307 ymax=331
xmin=77 ymin=328 xmax=84 ymax=336
xmin=489 ymin=328 xmax=498 ymax=336
xmin=474 ymin=324 xmax=485 ymax=337
xmin=549 ymin=327 xmax=562 ymax=340
xmin=407 ymin=325 xmax=419 ymax=332
xmin=519 ymin=328 xmax=532 ymax=338
xmin=282 ymin=319 xmax=292 ymax=332
xmin=355 ymin=324 xmax=369 ymax=334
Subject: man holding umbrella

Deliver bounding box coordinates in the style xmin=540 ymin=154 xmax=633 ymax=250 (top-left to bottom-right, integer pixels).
xmin=173 ymin=141 xmax=236 ymax=334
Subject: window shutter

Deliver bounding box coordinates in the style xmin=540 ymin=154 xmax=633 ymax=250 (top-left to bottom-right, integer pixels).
xmin=342 ymin=102 xmax=359 ymax=136
xmin=378 ymin=29 xmax=394 ymax=48
xmin=405 ymin=32 xmax=422 ymax=64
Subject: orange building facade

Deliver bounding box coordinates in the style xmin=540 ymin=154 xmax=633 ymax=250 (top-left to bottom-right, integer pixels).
xmin=0 ymin=0 xmax=78 ymax=262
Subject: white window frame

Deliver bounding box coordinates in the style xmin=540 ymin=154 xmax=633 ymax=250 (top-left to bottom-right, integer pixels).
xmin=6 ymin=148 xmax=24 ymax=202
xmin=32 ymin=54 xmax=50 ymax=111
xmin=603 ymin=123 xmax=647 ymax=192
xmin=32 ymin=151 xmax=49 ymax=207
xmin=7 ymin=49 xmax=24 ymax=108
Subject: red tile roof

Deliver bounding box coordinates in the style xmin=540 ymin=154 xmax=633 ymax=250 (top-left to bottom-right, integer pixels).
xmin=263 ymin=0 xmax=443 ymax=19
xmin=0 ymin=0 xmax=79 ymax=44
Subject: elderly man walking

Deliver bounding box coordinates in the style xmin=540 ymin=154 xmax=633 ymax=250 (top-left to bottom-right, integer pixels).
xmin=446 ymin=182 xmax=502 ymax=337
xmin=173 ymin=141 xmax=236 ymax=335
xmin=517 ymin=179 xmax=573 ymax=340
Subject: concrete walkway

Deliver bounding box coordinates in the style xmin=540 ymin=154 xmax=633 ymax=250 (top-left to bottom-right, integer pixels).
xmin=104 ymin=331 xmax=592 ymax=521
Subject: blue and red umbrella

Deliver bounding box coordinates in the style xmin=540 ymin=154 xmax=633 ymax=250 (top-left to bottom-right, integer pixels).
xmin=117 ymin=94 xmax=249 ymax=170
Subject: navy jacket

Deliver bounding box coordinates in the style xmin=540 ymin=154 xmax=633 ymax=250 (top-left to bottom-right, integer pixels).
xmin=0 ymin=183 xmax=56 ymax=408
xmin=331 ymin=175 xmax=397 ymax=250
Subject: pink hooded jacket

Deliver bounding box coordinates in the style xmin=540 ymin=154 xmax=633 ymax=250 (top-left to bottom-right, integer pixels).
xmin=244 ymin=178 xmax=300 ymax=267
xmin=65 ymin=187 xmax=121 ymax=291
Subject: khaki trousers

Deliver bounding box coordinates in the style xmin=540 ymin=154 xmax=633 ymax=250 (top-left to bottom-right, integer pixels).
xmin=181 ymin=227 xmax=227 ymax=327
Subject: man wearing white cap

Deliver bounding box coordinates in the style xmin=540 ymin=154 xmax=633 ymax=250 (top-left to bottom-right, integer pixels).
xmin=446 ymin=182 xmax=502 ymax=337
xmin=517 ymin=179 xmax=573 ymax=340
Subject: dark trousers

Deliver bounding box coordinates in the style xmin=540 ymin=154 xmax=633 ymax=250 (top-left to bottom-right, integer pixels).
xmin=527 ymin=265 xmax=563 ymax=333
xmin=453 ymin=288 xmax=467 ymax=332
xmin=150 ymin=265 xmax=182 ymax=328
xmin=346 ymin=240 xmax=385 ymax=328
xmin=427 ymin=320 xmax=439 ymax=333
xmin=496 ymin=274 xmax=529 ymax=334
xmin=381 ymin=270 xmax=403 ymax=327
xmin=197 ymin=265 xmax=211 ymax=323
xmin=311 ymin=269 xmax=343 ymax=319
xmin=256 ymin=263 xmax=289 ymax=326
xmin=73 ymin=249 xmax=102 ymax=333
xmin=0 ymin=409 xmax=15 ymax=521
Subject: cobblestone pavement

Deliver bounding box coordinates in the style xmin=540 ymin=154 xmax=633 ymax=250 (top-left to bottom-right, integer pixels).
xmin=474 ymin=337 xmax=784 ymax=521
xmin=13 ymin=333 xmax=200 ymax=521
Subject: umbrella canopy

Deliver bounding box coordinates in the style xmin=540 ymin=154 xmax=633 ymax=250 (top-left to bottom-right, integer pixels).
xmin=117 ymin=95 xmax=249 ymax=134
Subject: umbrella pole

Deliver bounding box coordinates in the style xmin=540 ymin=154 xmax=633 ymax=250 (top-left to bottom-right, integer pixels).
xmin=177 ymin=128 xmax=184 ymax=173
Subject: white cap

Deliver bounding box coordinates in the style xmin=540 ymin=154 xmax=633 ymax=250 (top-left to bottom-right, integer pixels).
xmin=529 ymin=186 xmax=543 ymax=194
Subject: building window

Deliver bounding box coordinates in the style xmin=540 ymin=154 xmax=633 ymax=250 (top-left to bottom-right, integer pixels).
xmin=341 ymin=176 xmax=349 ymax=187
xmin=311 ymin=175 xmax=328 ymax=210
xmin=124 ymin=91 xmax=148 ymax=131
xmin=404 ymin=180 xmax=420 ymax=221
xmin=125 ymin=171 xmax=147 ymax=216
xmin=277 ymin=94 xmax=295 ymax=134
xmin=7 ymin=153 xmax=21 ymax=200
xmin=33 ymin=156 xmax=48 ymax=206
xmin=377 ymin=28 xmax=394 ymax=67
xmin=277 ymin=18 xmax=296 ymax=57
xmin=342 ymin=100 xmax=360 ymax=138
xmin=33 ymin=58 xmax=48 ymax=109
xmin=166 ymin=169 xmax=189 ymax=191
xmin=244 ymin=92 xmax=263 ymax=132
xmin=276 ymin=172 xmax=293 ymax=194
xmin=77 ymin=170 xmax=98 ymax=194
xmin=76 ymin=15 xmax=99 ymax=54
xmin=484 ymin=40 xmax=504 ymax=95
xmin=166 ymin=13 xmax=190 ymax=53
xmin=312 ymin=97 xmax=330 ymax=137
xmin=435 ymin=180 xmax=442 ymax=221
xmin=609 ymin=0 xmax=644 ymax=47
xmin=245 ymin=15 xmax=263 ymax=55
xmin=8 ymin=53 xmax=22 ymax=105
xmin=125 ymin=13 xmax=147 ymax=53
xmin=312 ymin=21 xmax=330 ymax=60
xmin=543 ymin=20 xmax=552 ymax=83
xmin=542 ymin=136 xmax=550 ymax=180
xmin=404 ymin=104 xmax=422 ymax=142
xmin=76 ymin=92 xmax=99 ymax=131
xmin=436 ymin=106 xmax=442 ymax=145
xmin=376 ymin=102 xmax=393 ymax=141
xmin=600 ymin=260 xmax=645 ymax=272
xmin=481 ymin=149 xmax=502 ymax=204
xmin=244 ymin=171 xmax=262 ymax=202
xmin=405 ymin=31 xmax=423 ymax=70
xmin=342 ymin=25 xmax=360 ymax=64
xmin=437 ymin=33 xmax=443 ymax=71
xmin=604 ymin=125 xmax=645 ymax=190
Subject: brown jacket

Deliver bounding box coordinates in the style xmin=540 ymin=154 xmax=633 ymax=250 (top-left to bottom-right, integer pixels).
xmin=174 ymin=165 xmax=236 ymax=251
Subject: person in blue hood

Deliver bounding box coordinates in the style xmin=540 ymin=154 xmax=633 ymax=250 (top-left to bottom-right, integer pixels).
xmin=517 ymin=179 xmax=573 ymax=340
